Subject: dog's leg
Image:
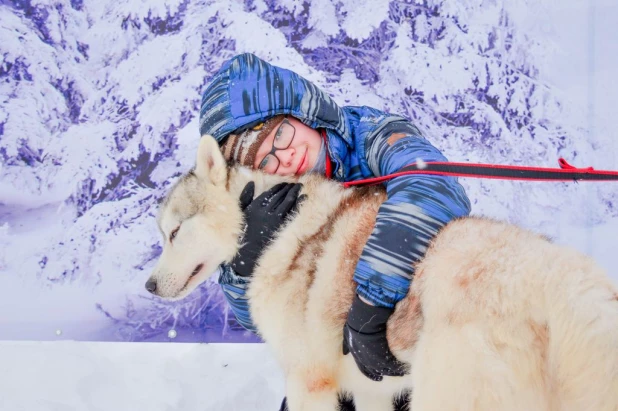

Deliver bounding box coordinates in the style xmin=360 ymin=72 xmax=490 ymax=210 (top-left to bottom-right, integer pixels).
xmin=285 ymin=369 xmax=339 ymax=411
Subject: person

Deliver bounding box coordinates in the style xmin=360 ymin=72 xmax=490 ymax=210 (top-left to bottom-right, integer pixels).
xmin=199 ymin=53 xmax=471 ymax=410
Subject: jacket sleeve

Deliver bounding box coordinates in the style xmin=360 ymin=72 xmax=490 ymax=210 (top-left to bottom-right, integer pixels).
xmin=353 ymin=128 xmax=472 ymax=308
xmin=217 ymin=263 xmax=257 ymax=333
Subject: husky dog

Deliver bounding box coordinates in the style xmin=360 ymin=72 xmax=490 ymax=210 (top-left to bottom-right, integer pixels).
xmin=146 ymin=135 xmax=618 ymax=411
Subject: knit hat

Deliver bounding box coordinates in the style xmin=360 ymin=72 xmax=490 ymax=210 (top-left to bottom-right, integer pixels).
xmin=220 ymin=115 xmax=285 ymax=167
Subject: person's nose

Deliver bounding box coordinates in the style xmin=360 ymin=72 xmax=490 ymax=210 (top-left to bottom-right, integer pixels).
xmin=275 ymin=147 xmax=295 ymax=168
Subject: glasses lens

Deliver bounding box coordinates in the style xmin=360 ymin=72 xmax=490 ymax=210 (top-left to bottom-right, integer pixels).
xmin=273 ymin=121 xmax=295 ymax=149
xmin=262 ymin=154 xmax=280 ymax=173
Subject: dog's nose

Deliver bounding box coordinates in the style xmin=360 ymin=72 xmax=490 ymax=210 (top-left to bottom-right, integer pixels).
xmin=145 ymin=279 xmax=157 ymax=294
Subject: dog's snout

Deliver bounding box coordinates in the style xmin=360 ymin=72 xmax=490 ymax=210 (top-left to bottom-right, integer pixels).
xmin=145 ymin=278 xmax=157 ymax=294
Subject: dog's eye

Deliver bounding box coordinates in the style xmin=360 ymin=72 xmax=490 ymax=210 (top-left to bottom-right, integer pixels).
xmin=170 ymin=227 xmax=180 ymax=242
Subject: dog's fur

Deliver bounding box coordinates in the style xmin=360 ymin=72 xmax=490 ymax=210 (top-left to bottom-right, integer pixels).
xmin=146 ymin=135 xmax=618 ymax=411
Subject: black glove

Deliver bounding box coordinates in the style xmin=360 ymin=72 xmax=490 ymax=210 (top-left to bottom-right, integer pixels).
xmin=231 ymin=182 xmax=306 ymax=277
xmin=343 ymin=294 xmax=410 ymax=381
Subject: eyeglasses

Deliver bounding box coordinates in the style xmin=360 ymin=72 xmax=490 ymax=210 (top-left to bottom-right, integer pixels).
xmin=257 ymin=117 xmax=296 ymax=173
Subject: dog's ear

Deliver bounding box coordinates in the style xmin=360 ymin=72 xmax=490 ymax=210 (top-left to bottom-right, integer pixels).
xmin=195 ymin=134 xmax=227 ymax=186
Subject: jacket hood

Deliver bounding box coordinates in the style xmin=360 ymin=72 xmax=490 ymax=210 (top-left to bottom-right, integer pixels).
xmin=199 ymin=53 xmax=351 ymax=147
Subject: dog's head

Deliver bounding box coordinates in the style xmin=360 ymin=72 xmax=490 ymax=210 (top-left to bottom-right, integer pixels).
xmin=144 ymin=134 xmax=247 ymax=300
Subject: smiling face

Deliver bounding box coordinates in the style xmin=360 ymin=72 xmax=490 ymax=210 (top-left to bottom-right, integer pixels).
xmin=252 ymin=116 xmax=323 ymax=177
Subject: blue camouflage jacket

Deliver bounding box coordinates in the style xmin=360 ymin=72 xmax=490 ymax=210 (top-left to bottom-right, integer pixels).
xmin=199 ymin=53 xmax=471 ymax=332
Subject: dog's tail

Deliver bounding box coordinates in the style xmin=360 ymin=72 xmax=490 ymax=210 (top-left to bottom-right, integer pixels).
xmin=545 ymin=252 xmax=618 ymax=411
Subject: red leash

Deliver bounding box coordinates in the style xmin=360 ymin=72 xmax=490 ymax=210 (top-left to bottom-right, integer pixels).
xmin=343 ymin=158 xmax=618 ymax=188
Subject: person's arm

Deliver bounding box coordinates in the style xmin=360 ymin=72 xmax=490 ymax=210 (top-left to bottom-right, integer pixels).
xmin=218 ymin=263 xmax=257 ymax=332
xmin=217 ymin=182 xmax=306 ymax=333
xmin=355 ymin=127 xmax=471 ymax=307
xmin=343 ymin=124 xmax=471 ymax=382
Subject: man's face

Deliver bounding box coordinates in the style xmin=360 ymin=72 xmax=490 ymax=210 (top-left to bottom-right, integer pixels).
xmin=252 ymin=117 xmax=322 ymax=176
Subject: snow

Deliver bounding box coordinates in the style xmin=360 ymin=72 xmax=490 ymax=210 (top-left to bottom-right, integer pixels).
xmin=3 ymin=0 xmax=617 ymax=343
xmin=0 ymin=0 xmax=617 ymax=408
xmin=0 ymin=340 xmax=285 ymax=411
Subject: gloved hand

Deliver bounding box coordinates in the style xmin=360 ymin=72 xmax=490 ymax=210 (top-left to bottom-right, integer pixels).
xmin=231 ymin=182 xmax=306 ymax=277
xmin=343 ymin=294 xmax=410 ymax=381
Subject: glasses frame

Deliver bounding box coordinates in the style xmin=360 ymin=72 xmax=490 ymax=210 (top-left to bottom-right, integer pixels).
xmin=258 ymin=117 xmax=296 ymax=173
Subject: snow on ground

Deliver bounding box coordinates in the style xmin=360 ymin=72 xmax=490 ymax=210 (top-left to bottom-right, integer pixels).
xmin=0 ymin=341 xmax=284 ymax=411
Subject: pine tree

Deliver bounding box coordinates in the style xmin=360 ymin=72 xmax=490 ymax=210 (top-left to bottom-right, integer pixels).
xmin=1 ymin=0 xmax=613 ymax=341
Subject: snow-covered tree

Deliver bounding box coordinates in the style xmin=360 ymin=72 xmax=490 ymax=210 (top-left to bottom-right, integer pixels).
xmin=1 ymin=0 xmax=614 ymax=342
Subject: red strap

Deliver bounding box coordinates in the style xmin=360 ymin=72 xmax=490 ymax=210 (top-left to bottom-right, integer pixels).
xmin=343 ymin=158 xmax=618 ymax=188
xmin=321 ymin=129 xmax=333 ymax=179
xmin=558 ymin=157 xmax=594 ymax=171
